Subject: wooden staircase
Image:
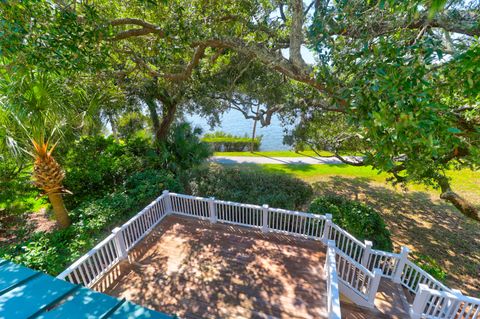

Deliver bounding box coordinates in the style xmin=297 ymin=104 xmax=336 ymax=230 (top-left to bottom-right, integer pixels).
xmin=341 ymin=279 xmax=411 ymax=318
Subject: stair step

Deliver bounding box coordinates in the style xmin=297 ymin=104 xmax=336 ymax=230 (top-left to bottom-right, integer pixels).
xmin=340 ymin=279 xmax=410 ymax=319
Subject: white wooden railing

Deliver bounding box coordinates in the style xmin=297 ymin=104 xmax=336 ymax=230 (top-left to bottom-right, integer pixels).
xmin=410 ymin=284 xmax=480 ymax=319
xmin=325 ymin=241 xmax=342 ymax=319
xmin=326 ymin=222 xmax=366 ymax=262
xmin=57 ymin=191 xmax=479 ymax=319
xmin=57 ymin=191 xmax=170 ymax=287
xmin=335 ymin=243 xmax=382 ymax=308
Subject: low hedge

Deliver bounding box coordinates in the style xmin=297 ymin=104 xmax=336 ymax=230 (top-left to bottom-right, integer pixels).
xmin=309 ymin=195 xmax=393 ymax=251
xmin=202 ymin=132 xmax=261 ymax=151
xmin=191 ymin=163 xmax=312 ymax=210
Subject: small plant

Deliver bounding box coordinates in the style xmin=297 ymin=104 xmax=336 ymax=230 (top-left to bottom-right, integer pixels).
xmin=309 ymin=195 xmax=393 ymax=251
xmin=412 ymin=253 xmax=447 ymax=282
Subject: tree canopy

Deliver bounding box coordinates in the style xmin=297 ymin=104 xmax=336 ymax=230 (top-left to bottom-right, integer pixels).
xmin=1 ymin=0 xmax=479 ymax=219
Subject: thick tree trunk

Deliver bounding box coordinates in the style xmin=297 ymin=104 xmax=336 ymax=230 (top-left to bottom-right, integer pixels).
xmin=155 ymin=101 xmax=178 ymax=143
xmin=48 ymin=193 xmax=71 ymax=228
xmin=145 ymin=98 xmax=161 ymax=139
xmin=438 ymin=176 xmax=479 ymax=221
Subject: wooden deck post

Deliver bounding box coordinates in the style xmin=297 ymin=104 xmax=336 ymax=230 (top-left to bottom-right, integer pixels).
xmin=262 ymin=204 xmax=269 ymax=232
xmin=361 ymin=240 xmax=373 ymax=268
xmin=208 ymin=197 xmax=217 ymax=223
xmin=410 ymin=284 xmax=430 ymax=319
xmin=322 ymin=214 xmax=332 ymax=244
xmin=393 ymin=246 xmax=409 ymax=283
xmin=367 ymin=268 xmax=382 ymax=307
xmin=112 ymin=227 xmax=128 ymax=260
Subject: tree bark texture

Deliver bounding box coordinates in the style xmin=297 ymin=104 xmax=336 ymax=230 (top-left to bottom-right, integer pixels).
xmin=48 ymin=193 xmax=71 ymax=228
xmin=438 ymin=176 xmax=479 ymax=221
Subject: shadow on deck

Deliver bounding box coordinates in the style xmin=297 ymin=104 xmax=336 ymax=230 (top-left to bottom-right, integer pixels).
xmin=95 ymin=215 xmax=328 ymax=319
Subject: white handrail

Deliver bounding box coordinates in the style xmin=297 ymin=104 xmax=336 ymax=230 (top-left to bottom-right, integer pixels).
xmin=335 ymin=246 xmax=382 ymax=306
xmin=57 ymin=193 xmax=168 ymax=287
xmin=57 ymin=232 xmax=118 ymax=280
xmin=410 ymin=284 xmax=480 ymax=319
xmin=325 ymin=241 xmax=342 ymax=319
xmin=400 ymin=260 xmax=451 ymax=294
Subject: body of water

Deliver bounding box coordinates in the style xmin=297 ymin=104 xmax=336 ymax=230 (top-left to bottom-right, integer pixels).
xmin=185 ymin=109 xmax=292 ymax=151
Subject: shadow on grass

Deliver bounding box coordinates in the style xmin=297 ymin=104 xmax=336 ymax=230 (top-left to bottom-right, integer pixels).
xmin=311 ymin=176 xmax=480 ymax=297
xmin=231 ymin=163 xmax=319 ymax=174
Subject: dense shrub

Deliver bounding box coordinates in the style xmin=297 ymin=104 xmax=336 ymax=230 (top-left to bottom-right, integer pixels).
xmin=63 ymin=124 xmax=209 ymax=208
xmin=0 ymin=157 xmax=41 ymax=216
xmin=62 ymin=136 xmax=148 ymax=207
xmin=191 ymin=164 xmax=312 ymax=210
xmin=159 ymin=123 xmax=212 ymax=173
xmin=202 ymin=131 xmax=261 ymax=151
xmin=309 ymin=195 xmax=393 ymax=251
xmin=0 ymin=168 xmax=183 ymax=275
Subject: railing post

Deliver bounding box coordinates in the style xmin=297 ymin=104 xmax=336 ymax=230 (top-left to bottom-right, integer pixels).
xmin=368 ymin=268 xmax=382 ymax=307
xmin=393 ymin=246 xmax=410 ymax=283
xmin=112 ymin=227 xmax=128 ymax=260
xmin=163 ymin=190 xmax=173 ymax=214
xmin=262 ymin=204 xmax=269 ymax=233
xmin=361 ymin=240 xmax=373 ymax=268
xmin=410 ymin=284 xmax=430 ymax=319
xmin=325 ymin=240 xmax=336 ymax=277
xmin=322 ymin=214 xmax=333 ymax=244
xmin=208 ymin=197 xmax=217 ymax=223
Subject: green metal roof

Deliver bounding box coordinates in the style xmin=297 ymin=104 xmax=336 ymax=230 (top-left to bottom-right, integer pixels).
xmin=0 ymin=259 xmax=173 ymax=319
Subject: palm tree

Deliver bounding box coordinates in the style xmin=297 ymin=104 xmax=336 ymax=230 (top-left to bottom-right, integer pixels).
xmin=1 ymin=72 xmax=83 ymax=228
xmin=31 ymin=138 xmax=71 ymax=228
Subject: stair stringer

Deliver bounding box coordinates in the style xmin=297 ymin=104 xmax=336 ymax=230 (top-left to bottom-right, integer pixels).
xmin=338 ymin=279 xmax=375 ymax=309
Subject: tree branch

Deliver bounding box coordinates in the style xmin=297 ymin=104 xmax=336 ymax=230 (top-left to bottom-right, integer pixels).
xmin=279 ymin=4 xmax=287 ymax=22
xmin=193 ymin=38 xmax=331 ymax=94
xmin=289 ymin=0 xmax=308 ymax=69
xmin=163 ymin=44 xmax=206 ymax=81
xmin=333 ymin=11 xmax=480 ymax=39
xmin=111 ymin=18 xmax=165 ymax=40
xmin=132 ymin=45 xmax=206 ymax=82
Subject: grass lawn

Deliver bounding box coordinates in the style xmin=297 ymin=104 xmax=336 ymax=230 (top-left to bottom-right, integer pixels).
xmin=226 ymin=163 xmax=480 ymax=297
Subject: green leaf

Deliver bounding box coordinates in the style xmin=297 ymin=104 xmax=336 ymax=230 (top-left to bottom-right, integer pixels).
xmin=447 ymin=127 xmax=462 ymax=134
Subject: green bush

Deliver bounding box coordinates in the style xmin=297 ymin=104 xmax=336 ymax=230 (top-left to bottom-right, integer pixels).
xmin=0 ymin=168 xmax=183 ymax=275
xmin=159 ymin=123 xmax=212 ymax=172
xmin=412 ymin=253 xmax=447 ymax=282
xmin=191 ymin=164 xmax=312 ymax=210
xmin=309 ymin=195 xmax=393 ymax=251
xmin=202 ymin=131 xmax=261 ymax=151
xmin=63 ymin=124 xmax=210 ymax=209
xmin=62 ymin=136 xmax=147 ymax=207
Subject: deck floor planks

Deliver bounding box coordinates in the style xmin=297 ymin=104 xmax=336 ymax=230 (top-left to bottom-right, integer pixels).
xmin=105 ymin=215 xmax=328 ymax=319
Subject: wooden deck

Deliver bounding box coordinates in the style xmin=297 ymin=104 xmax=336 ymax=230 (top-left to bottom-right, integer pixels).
xmin=103 ymin=215 xmax=328 ymax=319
